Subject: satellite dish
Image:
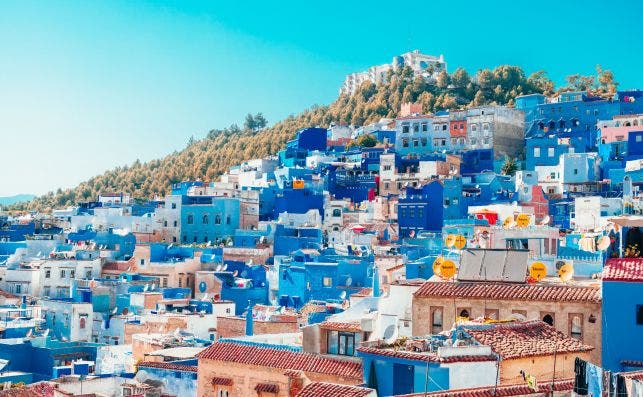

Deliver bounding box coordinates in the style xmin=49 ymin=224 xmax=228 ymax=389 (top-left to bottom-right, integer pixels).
xmin=150 ymin=284 xmax=155 ymax=291
xmin=246 ymin=259 xmax=253 ymax=266
xmin=222 ymin=264 xmax=228 ymax=271
xmin=445 ymin=234 xmax=456 ymax=248
xmin=0 ymin=359 xmax=9 ymax=372
xmin=232 ymin=270 xmax=238 ymax=277
xmin=597 ymin=236 xmax=610 ymax=251
xmin=42 ymin=329 xmax=49 ymax=338
xmin=111 ymin=307 xmax=118 ymax=315
xmin=506 ymin=220 xmax=517 ymax=229
xmin=439 ymin=260 xmax=457 ymax=280
xmin=345 ymin=276 xmax=353 ymax=287
xmin=516 ymin=213 xmax=531 ymax=228
xmin=555 ymin=260 xmax=566 ymax=270
xmin=454 ymin=235 xmax=467 ymax=250
xmin=502 ymin=216 xmax=514 ymax=228
xmin=25 ymin=329 xmax=33 ymax=338
xmin=201 ymin=293 xmax=209 ymax=301
xmin=529 ymin=262 xmax=547 ymax=281
xmin=339 ymin=291 xmax=347 ymax=300
xmin=382 ymin=324 xmax=398 ymax=344
xmin=143 ymin=284 xmax=149 ymax=292
xmin=216 ymin=264 xmax=222 ymax=272
xmin=540 ymin=215 xmax=551 ymax=226
xmin=558 ymin=263 xmax=574 ymax=282
xmin=432 ymin=256 xmax=444 ymax=276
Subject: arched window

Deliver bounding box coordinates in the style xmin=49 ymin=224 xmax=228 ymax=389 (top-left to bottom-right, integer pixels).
xmin=459 ymin=309 xmax=469 ymax=318
xmin=80 ymin=317 xmax=86 ymax=329
xmin=187 ymin=215 xmax=194 ymax=225
xmin=633 ymin=120 xmax=639 ymax=126
xmin=431 ymin=307 xmax=443 ymax=333
xmin=215 ymin=215 xmax=221 ymax=225
xmin=559 ymin=120 xmax=566 ymax=129
xmin=226 ymin=215 xmax=231 ymax=225
xmin=625 ymin=121 xmax=632 ymax=127
xmin=202 ymin=214 xmax=209 ymax=224
xmin=543 ymin=314 xmax=554 ymax=326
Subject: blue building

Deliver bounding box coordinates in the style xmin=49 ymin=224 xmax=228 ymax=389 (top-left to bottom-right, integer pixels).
xmin=272 ymin=187 xmax=324 ymax=220
xmin=525 ymin=135 xmax=571 ymax=170
xmin=601 ymin=258 xmax=643 ymax=372
xmin=137 ymin=360 xmax=198 ymax=396
xmin=273 ymin=224 xmax=323 ymax=256
xmin=460 ymin=149 xmax=494 ymax=175
xmin=180 ymin=196 xmax=240 ymax=244
xmin=517 ymin=90 xmax=643 ymax=152
xmin=277 ymin=251 xmax=373 ymax=308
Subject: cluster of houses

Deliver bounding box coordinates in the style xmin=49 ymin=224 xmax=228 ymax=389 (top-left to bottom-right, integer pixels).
xmin=0 ymin=87 xmax=642 ymax=397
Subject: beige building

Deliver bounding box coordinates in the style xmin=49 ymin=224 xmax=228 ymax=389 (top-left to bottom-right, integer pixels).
xmin=412 ymin=280 xmax=602 ymax=364
xmin=195 ymin=342 xmax=363 ymax=397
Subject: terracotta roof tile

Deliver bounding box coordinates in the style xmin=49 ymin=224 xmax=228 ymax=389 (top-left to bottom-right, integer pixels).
xmin=197 ymin=342 xmax=362 ymax=380
xmin=350 ymin=287 xmax=372 ymax=297
xmin=319 ymin=321 xmax=362 ymax=332
xmin=255 ymin=383 xmax=279 ymax=393
xmin=397 ymin=379 xmax=574 ymax=397
xmin=296 ymin=382 xmax=375 ymax=397
xmin=137 ymin=361 xmax=198 ymax=373
xmin=602 ymin=258 xmax=643 ymax=282
xmin=622 ymin=360 xmax=643 ymax=367
xmin=0 ymin=382 xmax=55 ymax=397
xmin=463 ymin=320 xmax=594 ymax=359
xmin=357 ymin=346 xmax=496 ymax=363
xmin=620 ymin=370 xmax=643 ymax=381
xmin=211 ymin=377 xmax=233 ymax=386
xmin=413 ymin=281 xmax=601 ymax=303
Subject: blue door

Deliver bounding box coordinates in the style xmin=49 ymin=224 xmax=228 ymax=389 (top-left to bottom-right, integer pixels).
xmin=393 ymin=363 xmax=414 ymax=395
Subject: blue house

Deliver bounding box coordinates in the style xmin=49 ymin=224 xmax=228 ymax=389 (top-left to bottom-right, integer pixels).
xmin=137 ymin=360 xmax=198 ymax=396
xmin=277 ymin=251 xmax=373 ymax=308
xmin=460 ymin=149 xmax=494 ymax=175
xmin=180 ymin=196 xmax=240 ymax=244
xmin=273 ymin=224 xmax=323 ymax=256
xmin=525 ymin=135 xmax=570 ymax=170
xmin=601 ymin=258 xmax=643 ymax=372
xmin=272 ymin=187 xmax=324 ymax=220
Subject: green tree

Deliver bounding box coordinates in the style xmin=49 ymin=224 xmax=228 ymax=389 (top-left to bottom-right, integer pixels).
xmin=254 ymin=113 xmax=268 ymax=129
xmin=244 ymin=113 xmax=256 ymax=131
xmin=596 ymin=65 xmax=618 ymax=96
xmin=501 ymin=157 xmax=518 ymax=176
xmin=436 ymin=70 xmax=450 ymax=90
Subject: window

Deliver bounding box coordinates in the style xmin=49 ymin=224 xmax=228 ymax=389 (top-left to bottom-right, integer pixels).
xmin=413 ymin=124 xmax=419 ymax=133
xmin=215 ymin=215 xmax=221 ymax=224
xmin=402 ymin=124 xmax=409 ymax=133
xmin=187 ymin=215 xmax=194 ymax=225
xmin=413 ymin=139 xmax=419 ymax=147
xmin=574 ymin=169 xmax=578 ymax=175
xmin=422 ymin=123 xmax=428 ymax=132
xmin=15 ymin=284 xmax=21 ymax=294
xmin=637 ymin=305 xmax=643 ymax=325
xmin=162 ymin=278 xmax=168 ymax=287
xmin=178 ymin=278 xmax=182 ymax=287
xmin=70 ymin=270 xmax=75 ymax=279
xmin=217 ymin=390 xmax=229 ymax=397
xmin=80 ymin=317 xmax=86 ymax=329
xmin=458 ymin=307 xmax=471 ymax=318
xmin=43 ymin=286 xmax=51 ymax=296
xmin=323 ymin=277 xmax=332 ymax=287
xmin=548 ymin=147 xmax=555 ymax=157
xmin=140 ymin=259 xmax=145 ymax=266
xmin=383 ymin=165 xmax=392 ymax=171
xmin=402 ymin=139 xmax=409 ymax=148
xmin=226 ymin=215 xmax=231 ymax=225
xmin=534 ymin=147 xmax=541 ymax=157
xmin=482 ymin=123 xmax=489 ymax=131
xmin=60 ymin=270 xmax=66 ymax=278
xmin=637 ymin=135 xmax=643 ymax=143
xmin=45 ymin=269 xmax=51 ymax=279
xmin=569 ymin=313 xmax=583 ymax=340
xmin=85 ymin=270 xmax=91 ymax=279
xmin=431 ymin=306 xmax=443 ymax=333
xmin=485 ymin=309 xmax=499 ymax=320
xmin=332 ymin=209 xmax=342 ymax=217
xmin=542 ymin=312 xmax=555 ymax=326
xmin=202 ymin=214 xmax=209 ymax=224
xmin=327 ymin=330 xmax=356 ymax=356
xmin=164 ymin=221 xmax=168 ymax=227
xmin=421 ymin=137 xmax=427 ymax=146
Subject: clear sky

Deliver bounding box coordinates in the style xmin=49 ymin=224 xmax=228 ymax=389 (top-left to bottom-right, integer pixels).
xmin=1 ymin=0 xmax=642 ymax=196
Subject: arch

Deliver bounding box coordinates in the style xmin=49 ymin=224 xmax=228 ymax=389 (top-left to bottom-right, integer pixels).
xmin=215 ymin=215 xmax=222 ymax=225
xmin=202 ymin=214 xmax=209 ymax=224
xmin=543 ymin=314 xmax=554 ymax=326
xmin=187 ymin=214 xmax=194 ymax=225
xmin=459 ymin=309 xmax=469 ymax=318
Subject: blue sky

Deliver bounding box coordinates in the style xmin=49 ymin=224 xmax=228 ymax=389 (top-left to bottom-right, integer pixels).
xmin=1 ymin=0 xmax=642 ymax=196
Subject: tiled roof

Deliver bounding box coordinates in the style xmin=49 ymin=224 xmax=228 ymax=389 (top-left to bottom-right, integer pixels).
xmin=350 ymin=287 xmax=372 ymax=297
xmin=0 ymin=289 xmax=17 ymax=299
xmin=463 ymin=320 xmax=594 ymax=359
xmin=299 ymin=303 xmax=327 ymax=317
xmin=255 ymin=383 xmax=279 ymax=393
xmin=296 ymin=382 xmax=375 ymax=397
xmin=622 ymin=360 xmax=643 ymax=367
xmin=319 ymin=321 xmax=362 ymax=332
xmin=602 ymin=258 xmax=643 ymax=282
xmin=413 ymin=281 xmax=601 ymax=303
xmin=620 ymin=370 xmax=643 ymax=381
xmin=356 ymin=346 xmax=496 ymax=363
xmin=0 ymin=382 xmax=55 ymax=397
xmin=137 ymin=361 xmax=198 ymax=372
xmin=211 ymin=377 xmax=233 ymax=386
xmin=197 ymin=342 xmax=362 ymax=380
xmin=397 ymin=379 xmax=574 ymax=397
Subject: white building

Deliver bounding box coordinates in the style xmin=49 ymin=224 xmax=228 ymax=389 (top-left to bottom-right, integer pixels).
xmin=340 ymin=50 xmax=447 ymax=95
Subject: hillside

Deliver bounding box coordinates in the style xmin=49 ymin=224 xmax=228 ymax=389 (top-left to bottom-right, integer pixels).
xmin=0 ymin=194 xmax=36 ymax=206
xmin=9 ymin=64 xmax=616 ymax=212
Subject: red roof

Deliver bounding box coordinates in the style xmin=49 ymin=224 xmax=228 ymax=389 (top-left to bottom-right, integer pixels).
xmin=413 ymin=281 xmax=601 ymax=303
xmin=196 ymin=342 xmax=362 ymax=380
xmin=397 ymin=379 xmax=574 ymax=397
xmin=0 ymin=382 xmax=55 ymax=397
xmin=622 ymin=360 xmax=643 ymax=367
xmin=350 ymin=287 xmax=372 ymax=297
xmin=320 ymin=321 xmax=362 ymax=332
xmin=137 ymin=361 xmax=198 ymax=373
xmin=620 ymin=370 xmax=643 ymax=381
xmin=255 ymin=383 xmax=279 ymax=393
xmin=296 ymin=382 xmax=375 ymax=397
xmin=211 ymin=377 xmax=233 ymax=386
xmin=357 ymin=346 xmax=496 ymax=363
xmin=463 ymin=320 xmax=594 ymax=359
xmin=602 ymin=258 xmax=643 ymax=282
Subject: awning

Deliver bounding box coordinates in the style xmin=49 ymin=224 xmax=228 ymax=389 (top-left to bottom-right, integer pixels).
xmin=211 ymin=377 xmax=233 ymax=386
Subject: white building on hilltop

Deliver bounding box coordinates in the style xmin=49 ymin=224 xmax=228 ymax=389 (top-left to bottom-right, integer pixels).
xmin=340 ymin=50 xmax=446 ymax=95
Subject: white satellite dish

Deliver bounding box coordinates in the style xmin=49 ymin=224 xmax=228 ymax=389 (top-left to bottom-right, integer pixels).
xmin=42 ymin=329 xmax=49 ymax=338
xmin=540 ymin=215 xmax=551 ymax=225
xmin=222 ymin=264 xmax=228 ymax=271
xmin=216 ymin=264 xmax=222 ymax=272
xmin=382 ymin=324 xmax=398 ymax=344
xmin=339 ymin=291 xmax=347 ymax=300
xmin=111 ymin=307 xmax=118 ymax=315
xmin=0 ymin=359 xmax=9 ymax=372
xmin=150 ymin=284 xmax=155 ymax=291
xmin=201 ymin=293 xmax=209 ymax=302
xmin=246 ymin=259 xmax=253 ymax=266
xmin=143 ymin=284 xmax=149 ymax=292
xmin=168 ymin=243 xmax=174 ymax=249
xmin=345 ymin=277 xmax=353 ymax=287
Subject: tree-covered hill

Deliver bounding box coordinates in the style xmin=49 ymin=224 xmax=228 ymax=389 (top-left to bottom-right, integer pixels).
xmin=9 ymin=64 xmax=617 ymax=212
